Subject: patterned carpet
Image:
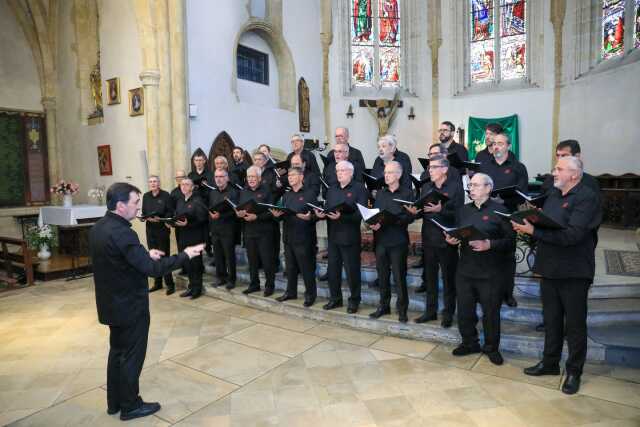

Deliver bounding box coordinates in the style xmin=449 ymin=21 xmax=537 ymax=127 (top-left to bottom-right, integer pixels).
xmin=604 ymin=249 xmax=640 ymax=277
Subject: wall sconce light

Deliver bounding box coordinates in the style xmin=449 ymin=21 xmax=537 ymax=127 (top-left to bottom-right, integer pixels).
xmin=408 ymin=106 xmax=415 ymax=120
xmin=346 ymin=104 xmax=354 ymax=119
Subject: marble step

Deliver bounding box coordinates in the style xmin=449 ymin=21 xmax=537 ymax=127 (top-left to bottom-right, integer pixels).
xmin=176 ymin=275 xmax=608 ymax=363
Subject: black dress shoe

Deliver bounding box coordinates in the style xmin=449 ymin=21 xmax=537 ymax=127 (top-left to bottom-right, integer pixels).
xmin=120 ymin=402 xmax=161 ymax=421
xmin=190 ymin=291 xmax=202 ymax=300
xmin=369 ymin=306 xmax=391 ymax=319
xmin=149 ymin=283 xmax=163 ymax=293
xmin=523 ymin=361 xmax=560 ymax=376
xmin=303 ymin=299 xmax=315 ymax=307
xmin=347 ymin=304 xmax=359 ymax=314
xmin=414 ymin=313 xmax=437 ymax=324
xmin=242 ymin=286 xmax=260 ymax=295
xmin=441 ymin=317 xmax=453 ymax=328
xmin=562 ymin=374 xmax=581 ymax=395
xmin=535 ymin=323 xmax=545 ymax=332
xmin=276 ymin=293 xmax=297 ymax=302
xmin=107 ymin=406 xmax=119 ymax=415
xmin=415 ymin=284 xmax=427 ymax=293
xmin=323 ymin=300 xmax=343 ymax=310
xmin=504 ymin=296 xmax=518 ymax=307
xmin=263 ymin=288 xmax=275 ymax=297
xmin=179 ymin=289 xmax=192 ymax=298
xmin=225 ymin=281 xmax=236 ymax=290
xmin=486 ymin=351 xmax=504 ymax=365
xmin=452 ymin=343 xmax=482 ymax=356
xmin=398 ymin=312 xmax=408 ymax=323
xmin=318 ymin=272 xmax=328 ymax=281
xmin=165 ymin=286 xmax=175 ymax=296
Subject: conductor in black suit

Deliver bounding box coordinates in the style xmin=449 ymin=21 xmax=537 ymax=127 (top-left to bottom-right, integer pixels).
xmin=90 ymin=183 xmax=203 ymax=421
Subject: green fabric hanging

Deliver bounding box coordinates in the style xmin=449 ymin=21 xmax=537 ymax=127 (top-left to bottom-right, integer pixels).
xmin=467 ymin=114 xmax=519 ymax=160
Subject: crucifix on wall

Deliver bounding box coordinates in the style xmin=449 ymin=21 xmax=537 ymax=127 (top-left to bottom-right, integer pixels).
xmin=359 ymin=92 xmax=403 ymax=137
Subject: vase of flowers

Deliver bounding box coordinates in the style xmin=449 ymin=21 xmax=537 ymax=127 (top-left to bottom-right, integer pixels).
xmin=88 ymin=185 xmax=106 ymax=205
xmin=50 ymin=180 xmax=80 ymax=207
xmin=25 ymin=225 xmax=58 ymax=261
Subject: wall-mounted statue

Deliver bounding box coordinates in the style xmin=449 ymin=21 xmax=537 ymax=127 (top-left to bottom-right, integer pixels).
xmin=298 ymin=77 xmax=310 ymax=133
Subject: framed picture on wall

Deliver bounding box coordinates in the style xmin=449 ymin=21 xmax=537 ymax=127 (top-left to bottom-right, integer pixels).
xmin=97 ymin=145 xmax=113 ymax=176
xmin=106 ymin=78 xmax=120 ymax=105
xmin=128 ymin=87 xmax=144 ymax=116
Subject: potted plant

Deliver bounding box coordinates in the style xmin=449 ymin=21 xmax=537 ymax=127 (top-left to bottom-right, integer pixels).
xmin=25 ymin=224 xmax=58 ymax=261
xmin=50 ymin=180 xmax=80 ymax=207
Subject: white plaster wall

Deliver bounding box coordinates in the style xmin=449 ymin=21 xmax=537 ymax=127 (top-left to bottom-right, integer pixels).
xmin=186 ymin=0 xmax=325 ymax=156
xmin=0 ymin=1 xmax=42 ymax=111
xmin=237 ymin=32 xmax=280 ymax=109
xmin=56 ymin=0 xmax=146 ymax=203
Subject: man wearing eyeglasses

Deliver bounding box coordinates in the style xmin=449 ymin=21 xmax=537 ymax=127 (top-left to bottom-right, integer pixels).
xmin=445 ymin=173 xmax=515 ymax=366
xmin=438 ymin=121 xmax=469 ymax=175
xmin=406 ymin=155 xmax=464 ymax=328
xmin=480 ymin=132 xmax=528 ymax=308
xmin=326 ymin=127 xmax=366 ymax=173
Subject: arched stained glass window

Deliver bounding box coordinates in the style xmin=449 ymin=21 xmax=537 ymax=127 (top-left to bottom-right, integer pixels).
xmin=633 ymin=0 xmax=640 ymax=48
xmin=469 ymin=0 xmax=526 ymax=84
xmin=350 ymin=0 xmax=401 ymax=87
xmin=602 ymin=0 xmax=626 ymax=59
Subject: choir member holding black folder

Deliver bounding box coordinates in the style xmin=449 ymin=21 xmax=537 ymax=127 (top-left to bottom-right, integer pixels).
xmin=405 ymin=155 xmax=464 ymax=328
xmin=513 ymin=157 xmax=602 ymax=395
xmin=208 ymin=168 xmax=239 ymax=290
xmin=140 ymin=175 xmax=176 ymax=295
xmin=269 ymin=167 xmax=319 ymax=307
xmin=362 ymin=161 xmax=414 ymax=322
xmin=173 ymin=178 xmax=208 ymax=299
xmin=314 ymin=160 xmax=368 ymax=314
xmin=235 ymin=166 xmax=276 ymax=296
xmin=444 ymin=173 xmax=515 ymax=366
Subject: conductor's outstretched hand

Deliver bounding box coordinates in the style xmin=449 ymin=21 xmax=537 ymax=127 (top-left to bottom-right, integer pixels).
xmin=183 ymin=243 xmax=206 ymax=259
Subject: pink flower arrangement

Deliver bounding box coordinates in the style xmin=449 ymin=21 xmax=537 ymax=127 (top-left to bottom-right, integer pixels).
xmin=50 ymin=180 xmax=80 ymax=196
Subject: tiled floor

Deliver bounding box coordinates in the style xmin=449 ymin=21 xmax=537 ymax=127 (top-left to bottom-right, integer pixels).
xmin=2 ymin=279 xmax=640 ymax=426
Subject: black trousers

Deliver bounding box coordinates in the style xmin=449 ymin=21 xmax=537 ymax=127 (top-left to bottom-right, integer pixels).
xmin=541 ymin=278 xmax=590 ymax=375
xmin=502 ymin=252 xmax=516 ymax=299
xmin=212 ymin=232 xmax=236 ymax=282
xmin=246 ymin=235 xmax=275 ymax=290
xmin=107 ymin=313 xmax=150 ymax=412
xmin=375 ymin=243 xmax=408 ymax=314
xmin=327 ymin=240 xmax=361 ymax=305
xmin=274 ymin=223 xmax=281 ymax=268
xmin=456 ymin=273 xmax=502 ymax=353
xmin=185 ymin=254 xmax=203 ymax=293
xmin=147 ymin=229 xmax=175 ymax=288
xmin=284 ymin=241 xmax=317 ymax=301
xmin=423 ymin=244 xmax=458 ymax=318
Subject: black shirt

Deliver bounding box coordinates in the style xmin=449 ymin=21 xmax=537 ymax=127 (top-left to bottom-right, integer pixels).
xmin=208 ymin=184 xmax=239 ymax=236
xmin=322 ymin=160 xmax=364 ymax=189
xmin=456 ymin=199 xmax=516 ymax=279
xmin=540 ymin=172 xmax=600 ymax=198
xmin=371 ymin=149 xmax=413 ymax=190
xmin=174 ymin=193 xmax=208 ymax=246
xmin=480 ymin=152 xmax=529 ymax=212
xmin=302 ymin=171 xmax=321 ymax=200
xmin=324 ymin=180 xmax=368 ymax=246
xmin=532 ymin=181 xmax=602 ymax=280
xmin=188 ymin=169 xmax=214 ymax=199
xmin=447 ymin=141 xmax=469 ymax=175
xmin=237 ymin=184 xmax=274 ymax=238
xmin=372 ymin=186 xmax=415 ymax=247
xmin=230 ymin=160 xmax=250 ymax=188
xmin=279 ymin=186 xmax=318 ymax=245
xmin=475 ymin=148 xmax=492 ymax=164
xmin=420 ymin=174 xmax=465 ymax=248
xmin=90 ymin=212 xmax=188 ymax=326
xmin=169 ymin=186 xmax=182 ymax=212
xmin=141 ymin=189 xmax=174 ymax=234
xmin=327 ymin=145 xmax=366 ymax=173
xmin=287 ymin=149 xmax=321 ymax=175
xmin=261 ymin=165 xmax=286 ymax=202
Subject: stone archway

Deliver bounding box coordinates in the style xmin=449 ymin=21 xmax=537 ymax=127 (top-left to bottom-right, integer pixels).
xmin=231 ymin=19 xmax=296 ymax=112
xmin=208 ymin=131 xmax=236 ymax=170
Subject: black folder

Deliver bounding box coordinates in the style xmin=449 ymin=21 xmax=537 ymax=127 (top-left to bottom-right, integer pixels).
xmin=362 ymin=171 xmax=385 ymax=191
xmin=447 ymin=152 xmax=482 ymax=171
xmin=357 ymin=204 xmax=400 ymax=226
xmin=430 ymin=218 xmax=489 ymax=241
xmin=394 ymin=189 xmax=449 ymax=209
xmin=494 ymin=209 xmax=564 ymax=229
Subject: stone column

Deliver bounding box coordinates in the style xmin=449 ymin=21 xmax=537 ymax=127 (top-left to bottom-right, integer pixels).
xmin=41 ymin=96 xmax=61 ymax=184
xmin=169 ymin=0 xmax=189 ymax=172
xmin=155 ymin=0 xmax=175 ymax=187
xmin=139 ymin=70 xmax=161 ymax=178
xmin=320 ymin=0 xmax=333 ymax=142
xmin=550 ymin=0 xmax=566 ymax=165
xmin=427 ymin=0 xmax=442 ymax=140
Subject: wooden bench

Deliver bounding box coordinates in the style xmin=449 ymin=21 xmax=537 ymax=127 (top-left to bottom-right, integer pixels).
xmin=0 ymin=236 xmax=35 ymax=288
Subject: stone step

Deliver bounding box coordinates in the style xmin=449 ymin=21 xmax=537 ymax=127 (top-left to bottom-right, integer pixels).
xmin=218 ymin=267 xmax=640 ymax=327
xmin=176 ymin=275 xmax=608 ymax=363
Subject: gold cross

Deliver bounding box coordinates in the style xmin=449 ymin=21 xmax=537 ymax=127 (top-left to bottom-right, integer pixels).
xmin=28 ymin=128 xmax=39 ymax=147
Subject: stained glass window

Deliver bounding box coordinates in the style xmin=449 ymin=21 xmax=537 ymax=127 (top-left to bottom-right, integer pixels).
xmin=634 ymin=0 xmax=640 ymax=48
xmin=602 ymin=0 xmax=626 ymax=59
xmin=350 ymin=0 xmax=401 ymax=87
xmin=469 ymin=0 xmax=527 ymax=84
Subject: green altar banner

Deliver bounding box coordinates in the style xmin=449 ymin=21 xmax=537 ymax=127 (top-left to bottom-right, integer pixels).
xmin=467 ymin=114 xmax=519 ymax=160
